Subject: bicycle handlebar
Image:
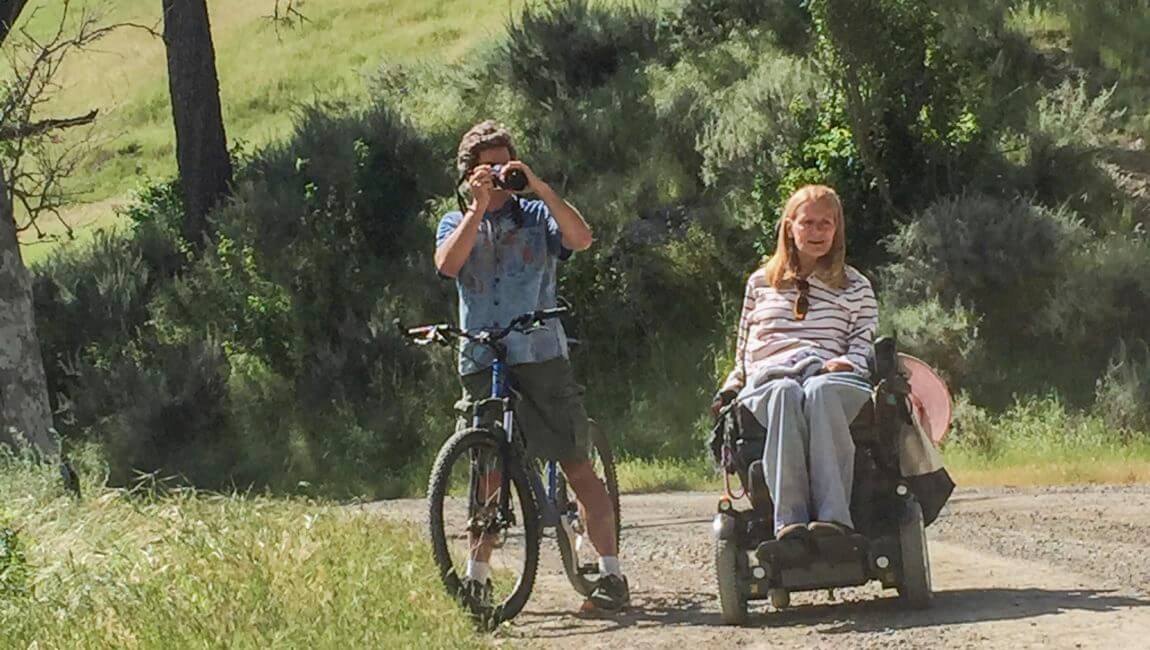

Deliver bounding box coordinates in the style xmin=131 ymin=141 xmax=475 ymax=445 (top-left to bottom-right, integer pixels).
xmin=395 ymin=307 xmax=569 ymax=347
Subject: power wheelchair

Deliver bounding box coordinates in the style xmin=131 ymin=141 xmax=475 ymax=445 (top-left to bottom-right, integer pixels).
xmin=710 ymin=337 xmax=954 ymax=625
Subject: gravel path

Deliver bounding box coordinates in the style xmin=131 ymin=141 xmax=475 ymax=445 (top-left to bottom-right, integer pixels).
xmin=369 ymin=486 xmax=1150 ymax=648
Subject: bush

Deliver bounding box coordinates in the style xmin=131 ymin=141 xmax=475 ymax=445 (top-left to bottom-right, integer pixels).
xmin=668 ymin=0 xmax=811 ymax=53
xmin=879 ymin=297 xmax=981 ymax=387
xmin=1041 ymin=231 xmax=1150 ymax=361
xmin=1094 ymin=339 xmax=1150 ymax=437
xmin=1021 ymin=79 xmax=1127 ymax=226
xmin=498 ymin=0 xmax=657 ymax=106
xmin=62 ymin=337 xmax=237 ymax=487
xmin=883 ymin=193 xmax=1085 ymax=337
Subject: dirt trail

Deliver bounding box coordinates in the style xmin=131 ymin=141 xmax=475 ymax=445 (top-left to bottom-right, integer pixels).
xmin=372 ymin=486 xmax=1150 ymax=649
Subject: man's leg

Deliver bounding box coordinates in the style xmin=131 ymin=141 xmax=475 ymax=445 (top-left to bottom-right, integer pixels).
xmin=512 ymin=357 xmax=628 ymax=610
xmin=560 ymin=458 xmax=617 ymax=557
xmin=803 ymin=372 xmax=872 ymax=530
xmin=458 ymin=371 xmax=497 ymax=584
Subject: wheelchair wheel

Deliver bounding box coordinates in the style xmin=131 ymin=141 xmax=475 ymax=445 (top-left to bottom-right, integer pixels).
xmin=897 ymin=499 xmax=933 ymax=609
xmin=715 ymin=534 xmax=747 ymax=625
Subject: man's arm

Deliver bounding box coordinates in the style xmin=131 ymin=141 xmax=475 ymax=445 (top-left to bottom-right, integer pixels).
xmin=503 ymin=161 xmax=592 ymax=251
xmin=435 ymin=167 xmax=494 ymax=278
xmin=435 ymin=202 xmax=486 ymax=278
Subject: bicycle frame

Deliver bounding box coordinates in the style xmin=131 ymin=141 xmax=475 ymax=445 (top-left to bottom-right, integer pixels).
xmin=480 ymin=355 xmax=563 ymax=530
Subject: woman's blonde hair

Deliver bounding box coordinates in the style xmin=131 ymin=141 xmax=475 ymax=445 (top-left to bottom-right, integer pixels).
xmin=763 ymin=184 xmax=848 ymax=289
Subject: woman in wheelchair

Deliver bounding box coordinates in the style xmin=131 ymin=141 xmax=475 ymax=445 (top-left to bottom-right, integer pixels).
xmin=712 ymin=184 xmax=878 ymax=543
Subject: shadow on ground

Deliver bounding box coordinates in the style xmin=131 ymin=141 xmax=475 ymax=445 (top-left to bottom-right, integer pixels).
xmin=517 ymin=587 xmax=1150 ymax=639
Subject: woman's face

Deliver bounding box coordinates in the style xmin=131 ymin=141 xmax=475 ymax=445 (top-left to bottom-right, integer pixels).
xmin=790 ymin=199 xmax=837 ymax=263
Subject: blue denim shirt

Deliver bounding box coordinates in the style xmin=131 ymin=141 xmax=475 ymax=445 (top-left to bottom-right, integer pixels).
xmin=436 ymin=197 xmax=572 ymax=376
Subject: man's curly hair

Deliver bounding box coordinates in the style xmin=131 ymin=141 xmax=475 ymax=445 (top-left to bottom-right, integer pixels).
xmin=456 ymin=120 xmax=518 ymax=177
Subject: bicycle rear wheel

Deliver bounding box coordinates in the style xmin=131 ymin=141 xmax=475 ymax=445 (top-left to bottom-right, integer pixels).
xmin=427 ymin=428 xmax=540 ymax=626
xmin=554 ymin=421 xmax=621 ymax=597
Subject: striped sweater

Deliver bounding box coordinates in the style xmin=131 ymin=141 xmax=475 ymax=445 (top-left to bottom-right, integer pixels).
xmin=721 ymin=265 xmax=879 ymax=393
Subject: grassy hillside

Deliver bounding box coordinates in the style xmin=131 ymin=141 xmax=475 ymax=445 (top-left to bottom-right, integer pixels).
xmin=15 ymin=0 xmax=573 ymax=259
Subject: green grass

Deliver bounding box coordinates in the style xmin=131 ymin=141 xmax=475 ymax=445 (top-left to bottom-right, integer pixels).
xmin=0 ymin=448 xmax=483 ymax=648
xmin=941 ymin=395 xmax=1150 ymax=486
xmin=616 ymin=456 xmax=721 ymax=494
xmin=12 ymin=0 xmax=572 ymax=256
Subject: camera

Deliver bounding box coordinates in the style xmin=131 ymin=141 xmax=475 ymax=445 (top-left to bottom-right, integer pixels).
xmin=491 ymin=164 xmax=529 ymax=192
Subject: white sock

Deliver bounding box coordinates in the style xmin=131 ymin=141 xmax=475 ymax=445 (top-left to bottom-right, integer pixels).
xmin=466 ymin=560 xmax=490 ymax=583
xmin=598 ymin=555 xmax=622 ymax=578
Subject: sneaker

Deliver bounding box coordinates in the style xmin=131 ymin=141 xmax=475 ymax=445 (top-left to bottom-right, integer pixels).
xmin=808 ymin=521 xmax=854 ymax=537
xmin=588 ymin=574 xmax=630 ymax=612
xmin=461 ymin=578 xmax=493 ymax=610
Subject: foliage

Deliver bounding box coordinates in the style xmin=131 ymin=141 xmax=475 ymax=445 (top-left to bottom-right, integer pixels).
xmin=883 ymin=193 xmax=1085 ymax=337
xmin=498 ymin=0 xmax=657 ymax=107
xmin=1094 ymin=339 xmax=1150 ymax=437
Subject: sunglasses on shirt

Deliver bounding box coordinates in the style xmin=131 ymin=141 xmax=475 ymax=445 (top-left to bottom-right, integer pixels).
xmin=793 ymin=277 xmax=810 ymax=321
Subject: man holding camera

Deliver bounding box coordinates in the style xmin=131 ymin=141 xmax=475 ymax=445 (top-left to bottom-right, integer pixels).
xmin=435 ymin=120 xmax=630 ymax=613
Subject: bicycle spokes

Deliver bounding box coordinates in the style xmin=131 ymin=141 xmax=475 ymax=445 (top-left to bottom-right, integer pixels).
xmin=433 ymin=434 xmax=536 ymax=619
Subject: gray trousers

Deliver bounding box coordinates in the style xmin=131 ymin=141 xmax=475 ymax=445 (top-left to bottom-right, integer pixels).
xmin=745 ymin=372 xmax=872 ymax=534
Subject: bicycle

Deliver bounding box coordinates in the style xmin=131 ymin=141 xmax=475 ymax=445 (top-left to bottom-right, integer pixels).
xmin=399 ymin=307 xmax=621 ymax=626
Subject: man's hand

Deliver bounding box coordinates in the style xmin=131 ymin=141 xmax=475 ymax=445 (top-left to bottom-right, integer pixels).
xmin=825 ymin=360 xmax=854 ymax=373
xmin=500 ymin=160 xmax=542 ymax=194
xmin=468 ymin=165 xmax=496 ymax=208
xmin=502 ymin=159 xmax=593 ymax=251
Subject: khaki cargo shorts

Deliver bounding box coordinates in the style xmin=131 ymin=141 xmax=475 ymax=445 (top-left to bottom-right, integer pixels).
xmin=458 ymin=356 xmax=591 ymax=462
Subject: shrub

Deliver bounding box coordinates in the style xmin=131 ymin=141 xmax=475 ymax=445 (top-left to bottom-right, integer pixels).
xmin=1041 ymin=231 xmax=1150 ymax=360
xmin=883 ymin=193 xmax=1086 ymax=337
xmin=879 ymin=297 xmax=981 ymax=387
xmin=1094 ymin=339 xmax=1150 ymax=438
xmin=668 ymin=0 xmax=811 ymax=53
xmin=498 ymin=0 xmax=657 ymax=106
xmin=62 ymin=336 xmax=237 ymax=488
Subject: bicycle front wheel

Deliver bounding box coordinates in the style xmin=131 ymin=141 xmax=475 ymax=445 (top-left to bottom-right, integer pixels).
xmin=554 ymin=421 xmax=621 ymax=597
xmin=427 ymin=428 xmax=540 ymax=626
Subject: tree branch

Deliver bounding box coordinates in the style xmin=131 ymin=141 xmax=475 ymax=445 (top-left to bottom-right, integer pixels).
xmin=0 ymin=108 xmax=97 ymax=141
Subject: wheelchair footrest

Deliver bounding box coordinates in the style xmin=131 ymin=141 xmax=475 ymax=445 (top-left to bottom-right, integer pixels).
xmin=755 ymin=533 xmax=869 ymax=570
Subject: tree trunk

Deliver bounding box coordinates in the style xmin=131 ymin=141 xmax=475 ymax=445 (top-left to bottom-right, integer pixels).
xmin=162 ymin=0 xmax=232 ymax=249
xmin=0 ymin=162 xmax=58 ymax=456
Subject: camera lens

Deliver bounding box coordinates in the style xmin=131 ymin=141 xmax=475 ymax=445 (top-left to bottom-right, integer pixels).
xmin=489 ymin=164 xmax=528 ymax=192
xmin=503 ymin=168 xmax=528 ymax=192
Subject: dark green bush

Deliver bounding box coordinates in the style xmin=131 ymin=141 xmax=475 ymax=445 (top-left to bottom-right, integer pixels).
xmin=498 ymin=0 xmax=657 ymax=106
xmin=669 ymin=0 xmax=811 ymax=52
xmin=1094 ymin=339 xmax=1150 ymax=438
xmin=1041 ymin=231 xmax=1150 ymax=362
xmin=63 ymin=336 xmax=237 ymax=487
xmin=883 ymin=193 xmax=1084 ymax=336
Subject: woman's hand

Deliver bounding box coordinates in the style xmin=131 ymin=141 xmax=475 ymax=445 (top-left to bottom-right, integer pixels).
xmin=824 ymin=360 xmax=854 ymax=373
xmin=710 ymin=390 xmax=737 ymax=418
